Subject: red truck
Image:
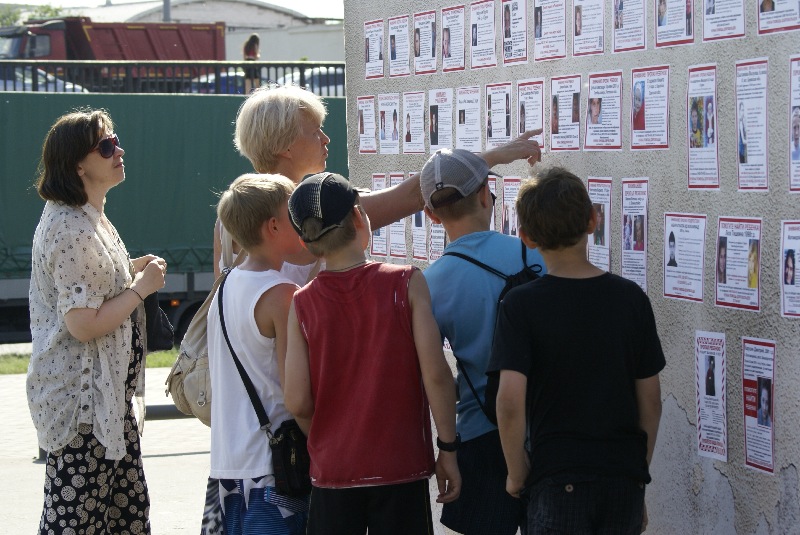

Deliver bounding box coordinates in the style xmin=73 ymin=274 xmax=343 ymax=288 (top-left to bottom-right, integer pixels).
xmin=0 ymin=17 xmax=225 ymax=90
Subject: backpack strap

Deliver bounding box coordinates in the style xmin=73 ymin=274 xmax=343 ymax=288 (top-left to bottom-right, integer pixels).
xmin=454 ymin=356 xmax=492 ymax=421
xmin=442 ymin=251 xmax=508 ymax=280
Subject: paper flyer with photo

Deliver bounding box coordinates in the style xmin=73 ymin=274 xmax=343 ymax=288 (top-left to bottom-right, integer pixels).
xmin=489 ymin=176 xmax=497 ymax=231
xmin=757 ymin=0 xmax=800 ymax=35
xmin=587 ymin=178 xmax=612 ymax=272
xmin=573 ymin=0 xmax=605 ymax=56
xmin=517 ymin=78 xmax=546 ymax=143
xmin=621 ymin=178 xmax=649 ymax=291
xmin=791 ymin=55 xmax=800 ymax=191
xmin=388 ymin=173 xmax=408 ymax=259
xmin=742 ymin=337 xmax=775 ymax=475
xmin=655 ymin=0 xmax=695 ymax=47
xmin=388 ymin=15 xmax=412 ymax=78
xmin=780 ymin=220 xmax=800 ymax=317
xmin=378 ymin=93 xmax=401 ymax=154
xmin=501 ymin=0 xmax=528 ymax=65
xmin=631 ymin=66 xmax=670 ymax=150
xmin=663 ymin=213 xmax=707 ymax=302
xmin=715 ymin=217 xmax=762 ymax=311
xmin=550 ymin=74 xmax=582 ymax=151
xmin=413 ymin=11 xmax=437 ymax=75
xmin=430 ymin=88 xmax=454 ymax=152
xmin=410 ymin=170 xmax=428 ymax=260
xmin=442 ymin=5 xmax=466 ymax=72
xmin=357 ymin=96 xmax=377 ymax=154
xmin=364 ymin=20 xmax=385 ymax=80
xmin=403 ymin=91 xmax=426 ymax=154
xmin=736 ymin=59 xmax=769 ymax=191
xmin=370 ymin=174 xmax=388 ymax=256
xmin=702 ymin=0 xmax=745 ymax=41
xmin=456 ymin=86 xmax=482 ymax=152
xmin=687 ymin=65 xmax=719 ymax=189
xmin=470 ymin=0 xmax=498 ymax=69
xmin=429 ymin=221 xmax=446 ymax=262
xmin=584 ymin=71 xmax=622 ymax=151
xmin=533 ymin=0 xmax=567 ymax=61
xmin=501 ymin=177 xmax=522 ymax=236
xmin=486 ymin=82 xmax=513 ymax=150
xmin=612 ymin=0 xmax=646 ymax=53
xmin=696 ymin=331 xmax=728 ymax=462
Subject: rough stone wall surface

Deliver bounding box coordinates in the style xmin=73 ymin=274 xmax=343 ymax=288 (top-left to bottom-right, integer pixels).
xmin=343 ymin=1 xmax=799 ymax=533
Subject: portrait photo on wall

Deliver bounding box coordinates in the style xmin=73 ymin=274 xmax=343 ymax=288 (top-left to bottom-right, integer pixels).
xmin=633 ymin=81 xmax=646 ymax=130
xmin=785 ymin=249 xmax=796 ymax=286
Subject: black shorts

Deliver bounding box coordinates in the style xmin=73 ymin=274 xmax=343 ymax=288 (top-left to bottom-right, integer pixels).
xmin=307 ymin=479 xmax=432 ymax=535
xmin=441 ymin=429 xmax=526 ymax=535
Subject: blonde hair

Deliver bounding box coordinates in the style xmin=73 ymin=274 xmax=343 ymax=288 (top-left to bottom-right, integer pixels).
xmin=234 ymin=85 xmax=327 ymax=173
xmin=217 ymin=174 xmax=295 ymax=250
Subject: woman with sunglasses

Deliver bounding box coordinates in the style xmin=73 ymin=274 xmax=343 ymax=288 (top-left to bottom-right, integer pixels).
xmin=28 ymin=109 xmax=166 ymax=535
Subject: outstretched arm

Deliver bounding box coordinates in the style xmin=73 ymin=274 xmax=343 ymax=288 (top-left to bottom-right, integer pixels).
xmin=408 ymin=270 xmax=461 ymax=504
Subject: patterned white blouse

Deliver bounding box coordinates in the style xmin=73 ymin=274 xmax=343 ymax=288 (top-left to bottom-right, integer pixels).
xmin=27 ymin=200 xmax=141 ymax=460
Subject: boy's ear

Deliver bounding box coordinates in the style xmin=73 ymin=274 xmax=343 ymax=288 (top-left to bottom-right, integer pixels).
xmin=424 ymin=206 xmax=441 ymax=224
xmin=518 ymin=229 xmax=538 ymax=250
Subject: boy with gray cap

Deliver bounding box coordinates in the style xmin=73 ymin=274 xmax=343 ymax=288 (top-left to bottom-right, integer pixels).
xmin=284 ymin=172 xmax=461 ymax=535
xmin=422 ymin=148 xmax=545 ymax=535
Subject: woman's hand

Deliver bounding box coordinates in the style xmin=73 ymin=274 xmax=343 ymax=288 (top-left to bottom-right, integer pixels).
xmin=132 ymin=255 xmax=162 ymax=274
xmin=131 ymin=258 xmax=167 ymax=298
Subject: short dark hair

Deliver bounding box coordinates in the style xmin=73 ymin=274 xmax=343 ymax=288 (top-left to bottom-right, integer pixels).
xmin=669 ymin=231 xmax=676 ymax=245
xmin=36 ymin=109 xmax=113 ymax=207
xmin=516 ymin=167 xmax=592 ymax=250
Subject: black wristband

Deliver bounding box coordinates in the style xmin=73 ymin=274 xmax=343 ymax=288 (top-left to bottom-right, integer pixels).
xmin=436 ymin=433 xmax=461 ymax=452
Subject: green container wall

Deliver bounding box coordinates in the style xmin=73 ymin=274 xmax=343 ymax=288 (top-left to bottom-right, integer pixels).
xmin=0 ymin=93 xmax=348 ymax=278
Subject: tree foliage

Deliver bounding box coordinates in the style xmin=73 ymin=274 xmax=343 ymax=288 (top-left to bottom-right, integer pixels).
xmin=0 ymin=6 xmax=22 ymax=27
xmin=30 ymin=5 xmax=65 ymax=21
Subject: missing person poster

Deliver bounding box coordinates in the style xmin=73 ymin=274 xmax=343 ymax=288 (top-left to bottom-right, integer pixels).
xmin=410 ymin=170 xmax=428 ymax=260
xmin=612 ymin=0 xmax=646 ymax=53
xmin=442 ymin=5 xmax=467 ymax=72
xmin=403 ymin=91 xmax=426 ymax=154
xmin=429 ymin=221 xmax=446 ymax=262
xmin=357 ymin=96 xmax=377 ymax=154
xmin=736 ymin=59 xmax=769 ymax=191
xmin=621 ymin=178 xmax=649 ymax=290
xmin=631 ymin=66 xmax=670 ymax=150
xmin=364 ymin=20 xmax=385 ymax=80
xmin=587 ymin=178 xmax=612 ymax=272
xmin=696 ymin=330 xmax=728 ymax=462
xmin=370 ymin=174 xmax=388 ymax=256
xmin=489 ymin=176 xmax=498 ymax=231
xmin=517 ymin=78 xmax=546 ymax=143
xmin=655 ymin=0 xmax=695 ymax=47
xmin=550 ymin=74 xmax=582 ymax=151
xmin=780 ymin=220 xmax=800 ymax=317
xmin=533 ymin=0 xmax=567 ymax=61
xmin=573 ymin=0 xmax=605 ymax=56
xmin=663 ymin=213 xmax=707 ymax=302
xmin=456 ymin=86 xmax=482 ymax=152
xmin=584 ymin=71 xmax=622 ymax=151
xmin=715 ymin=217 xmax=762 ymax=312
xmin=430 ymin=88 xmax=454 ymax=152
xmin=757 ymin=0 xmax=800 ymax=35
xmin=791 ymin=55 xmax=800 ymax=192
xmin=703 ymin=0 xmax=745 ymax=41
xmin=413 ymin=10 xmax=437 ymax=75
xmin=389 ymin=173 xmax=408 ymax=259
xmin=687 ymin=64 xmax=720 ymax=189
xmin=486 ymin=82 xmax=513 ymax=150
xmin=501 ymin=177 xmax=522 ymax=236
xmin=470 ymin=0 xmax=498 ymax=69
xmin=742 ymin=337 xmax=776 ymax=475
xmin=502 ymin=0 xmax=528 ymax=65
xmin=378 ymin=93 xmax=401 ymax=154
xmin=388 ymin=15 xmax=412 ymax=78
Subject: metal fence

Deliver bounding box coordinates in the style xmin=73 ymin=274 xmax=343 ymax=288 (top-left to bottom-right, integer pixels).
xmin=0 ymin=60 xmax=345 ymax=95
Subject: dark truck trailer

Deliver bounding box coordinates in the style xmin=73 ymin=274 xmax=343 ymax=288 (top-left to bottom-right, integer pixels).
xmin=0 ymin=17 xmax=225 ymax=91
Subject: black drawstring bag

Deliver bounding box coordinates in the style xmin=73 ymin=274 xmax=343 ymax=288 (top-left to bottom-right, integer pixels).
xmin=144 ymin=292 xmax=175 ymax=351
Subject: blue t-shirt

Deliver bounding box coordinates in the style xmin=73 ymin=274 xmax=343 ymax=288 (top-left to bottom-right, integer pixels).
xmin=423 ymin=231 xmax=545 ymax=441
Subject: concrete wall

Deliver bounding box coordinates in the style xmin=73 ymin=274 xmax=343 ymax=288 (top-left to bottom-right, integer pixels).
xmin=342 ymin=1 xmax=800 ymax=533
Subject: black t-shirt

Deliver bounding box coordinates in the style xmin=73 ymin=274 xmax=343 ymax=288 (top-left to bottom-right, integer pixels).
xmin=488 ymin=273 xmax=665 ymax=484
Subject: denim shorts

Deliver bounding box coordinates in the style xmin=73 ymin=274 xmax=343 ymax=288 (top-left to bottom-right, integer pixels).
xmin=527 ymin=474 xmax=645 ymax=535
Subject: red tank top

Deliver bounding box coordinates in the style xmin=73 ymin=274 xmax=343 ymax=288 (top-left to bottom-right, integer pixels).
xmin=293 ymin=262 xmax=434 ymax=488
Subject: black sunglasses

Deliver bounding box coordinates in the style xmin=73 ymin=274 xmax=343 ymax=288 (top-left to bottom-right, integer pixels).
xmin=92 ymin=134 xmax=121 ymax=158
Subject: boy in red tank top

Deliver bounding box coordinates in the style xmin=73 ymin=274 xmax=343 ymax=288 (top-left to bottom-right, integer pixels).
xmin=285 ymin=172 xmax=461 ymax=535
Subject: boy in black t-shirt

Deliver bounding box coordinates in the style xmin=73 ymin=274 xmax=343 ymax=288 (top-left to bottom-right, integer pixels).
xmin=489 ymin=167 xmax=665 ymax=534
